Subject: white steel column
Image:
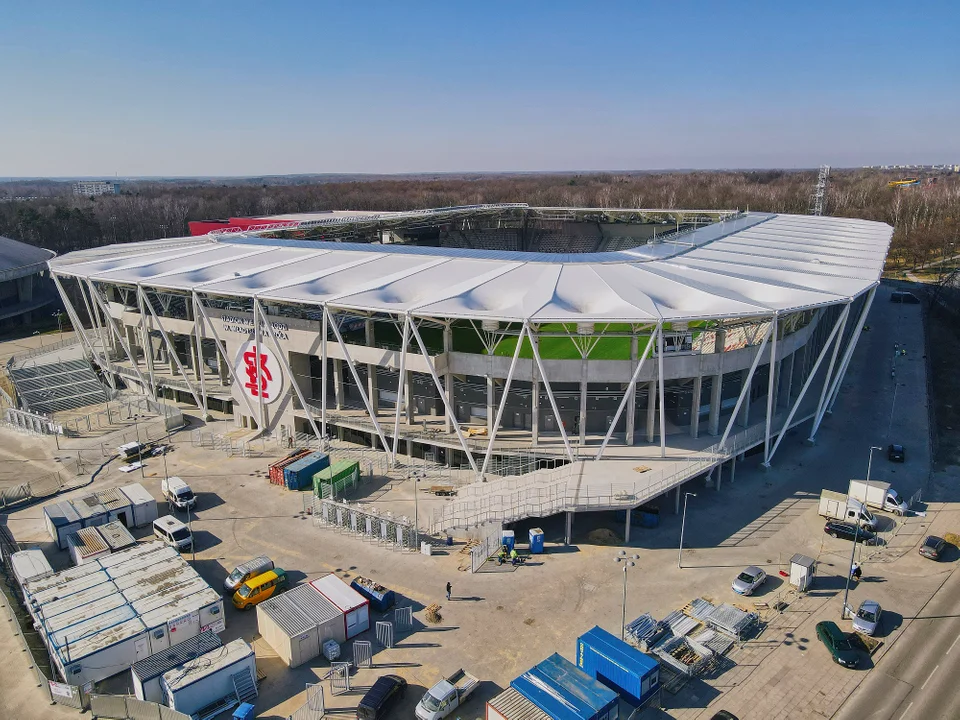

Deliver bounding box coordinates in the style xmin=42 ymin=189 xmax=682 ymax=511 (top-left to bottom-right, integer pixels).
xmin=194 ymin=295 xmax=261 ymax=424
xmin=254 ymin=298 xmax=322 ymax=444
xmin=625 ymin=335 xmax=638 ymax=445
xmin=138 ymin=286 xmax=204 ymax=411
xmin=531 ymin=332 xmax=540 ymax=446
xmin=327 ymin=306 xmax=392 ymax=453
xmin=528 ymin=324 xmax=575 ymax=463
xmin=718 ymin=319 xmax=775 ymax=450
xmin=595 ymin=326 xmax=657 ymax=460
xmin=408 ymin=318 xmax=479 ymax=473
xmin=191 ymin=297 xmax=209 ymax=417
xmin=86 ymin=281 xmax=154 ymax=397
xmin=136 ymin=289 xmax=157 ymax=398
xmin=391 ymin=315 xmax=411 ymax=463
xmin=809 ymin=304 xmax=849 ymax=436
xmin=253 ymin=297 xmax=266 ymax=432
xmin=579 ymin=355 xmax=588 ymax=446
xmin=77 ymin=277 xmax=113 ymax=371
xmin=51 ymin=274 xmax=109 ymax=373
xmin=442 ymin=323 xmax=453 ymax=434
xmin=823 ymin=287 xmax=878 ymax=417
xmin=658 ymin=325 xmax=666 ymax=459
xmin=762 ymin=314 xmax=779 ymax=467
xmin=320 ymin=307 xmax=328 ymax=437
xmin=690 ymin=376 xmax=702 ymax=439
xmin=480 ymin=324 xmax=527 ymax=477
xmin=767 ymin=304 xmax=851 ymax=463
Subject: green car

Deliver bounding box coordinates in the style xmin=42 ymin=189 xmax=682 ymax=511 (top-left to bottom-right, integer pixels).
xmin=816 ymin=621 xmax=859 ymax=668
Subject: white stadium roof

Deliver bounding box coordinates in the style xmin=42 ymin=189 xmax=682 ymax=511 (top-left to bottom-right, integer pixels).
xmin=49 ymin=211 xmax=892 ymax=323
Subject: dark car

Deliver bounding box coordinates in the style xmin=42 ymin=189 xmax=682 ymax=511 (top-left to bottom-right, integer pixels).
xmin=824 ymin=521 xmax=879 ymax=545
xmin=816 ymin=621 xmax=860 ymax=668
xmin=357 ymin=674 xmax=407 ymax=720
xmin=890 ymin=291 xmax=920 ymax=304
xmin=710 ymin=713 xmax=740 ymax=720
xmin=919 ymin=535 xmax=947 ymax=561
xmin=888 ymin=444 xmax=905 ymax=462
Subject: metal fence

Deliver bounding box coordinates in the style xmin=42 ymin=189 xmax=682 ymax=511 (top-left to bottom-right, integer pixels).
xmin=311 ymin=496 xmax=419 ymax=552
xmin=89 ymin=694 xmax=191 ymax=720
xmin=288 ymin=683 xmax=325 ymax=720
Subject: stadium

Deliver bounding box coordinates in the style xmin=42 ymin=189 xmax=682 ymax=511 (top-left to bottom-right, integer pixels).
xmin=48 ymin=204 xmax=892 ymax=534
xmin=0 ymin=235 xmax=57 ymax=332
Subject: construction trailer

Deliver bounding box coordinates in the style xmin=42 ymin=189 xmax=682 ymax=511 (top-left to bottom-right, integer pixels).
xmin=511 ymin=653 xmax=618 ymax=720
xmin=67 ymin=526 xmax=111 ymax=565
xmin=131 ymin=630 xmax=223 ymax=704
xmin=97 ymin=520 xmax=137 ymax=553
xmin=486 ymin=687 xmax=551 ymax=720
xmin=576 ymin=625 xmax=660 ymax=707
xmin=118 ymin=483 xmax=159 ymax=527
xmin=161 ymin=638 xmax=257 ymax=718
xmin=43 ymin=500 xmax=82 ymax=550
xmin=310 ymin=574 xmax=370 ymax=640
xmin=23 ymin=541 xmax=224 ymax=686
xmin=10 ymin=549 xmax=54 ymax=587
xmin=94 ymin=487 xmax=134 ymax=526
xmin=256 ymin=584 xmax=345 ymax=667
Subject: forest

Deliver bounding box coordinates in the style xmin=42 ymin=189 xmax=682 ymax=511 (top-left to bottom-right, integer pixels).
xmin=1 ymin=169 xmax=957 ymax=269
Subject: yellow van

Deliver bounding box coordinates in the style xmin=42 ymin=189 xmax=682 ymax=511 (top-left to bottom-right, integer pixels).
xmin=232 ymin=568 xmax=287 ymax=610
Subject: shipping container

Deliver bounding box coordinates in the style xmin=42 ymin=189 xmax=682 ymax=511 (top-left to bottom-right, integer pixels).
xmin=576 ymin=625 xmax=659 ymax=706
xmin=10 ymin=549 xmax=53 ymax=587
xmin=511 ymin=653 xmax=618 ymax=720
xmin=284 ymin=451 xmax=330 ymax=491
xmin=269 ymin=449 xmax=312 ymax=486
xmin=43 ymin=500 xmax=82 ymax=550
xmin=487 ymin=687 xmax=551 ymax=720
xmin=256 ymin=593 xmax=321 ymax=668
xmin=310 ymin=574 xmax=370 ymax=639
xmin=139 ymin=588 xmax=225 ymax=656
xmin=97 ymin=521 xmax=137 ymax=552
xmin=68 ymin=526 xmax=111 ymax=566
xmin=131 ymin=630 xmax=222 ymax=703
xmin=161 ymin=638 xmax=257 ymax=717
xmin=71 ymin=493 xmax=109 ymax=528
xmin=350 ymin=576 xmax=395 ymax=612
xmin=94 ymin=488 xmax=134 ymax=527
xmin=313 ymin=459 xmax=361 ymax=499
xmin=119 ymin=483 xmax=159 ymax=527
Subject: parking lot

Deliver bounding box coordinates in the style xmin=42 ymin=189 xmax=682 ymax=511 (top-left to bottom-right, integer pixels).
xmin=2 ymin=281 xmax=956 ymax=720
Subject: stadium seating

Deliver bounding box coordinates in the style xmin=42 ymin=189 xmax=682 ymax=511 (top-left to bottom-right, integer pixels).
xmin=10 ymin=357 xmax=110 ymax=415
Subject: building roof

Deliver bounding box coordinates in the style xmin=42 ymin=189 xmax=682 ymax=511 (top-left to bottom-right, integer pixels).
xmin=161 ymin=639 xmax=253 ymax=692
xmin=0 ymin=235 xmax=55 ymax=281
xmin=49 ymin=210 xmax=892 ymax=322
xmin=131 ymin=630 xmax=222 ymax=682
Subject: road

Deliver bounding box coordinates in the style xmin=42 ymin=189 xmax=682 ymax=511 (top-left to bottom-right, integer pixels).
xmin=834 ymin=563 xmax=960 ymax=720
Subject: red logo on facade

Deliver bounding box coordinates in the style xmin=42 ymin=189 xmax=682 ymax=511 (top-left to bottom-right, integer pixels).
xmin=242 ymin=348 xmax=273 ymax=399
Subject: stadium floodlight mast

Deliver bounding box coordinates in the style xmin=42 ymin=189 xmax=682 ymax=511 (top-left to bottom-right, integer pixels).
xmin=615 ymin=550 xmax=640 ymax=640
xmin=841 ymin=445 xmax=882 ymax=619
xmin=678 ymin=492 xmax=697 ymax=568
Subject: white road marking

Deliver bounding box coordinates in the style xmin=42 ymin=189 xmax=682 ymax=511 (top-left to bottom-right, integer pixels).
xmin=921 ymin=665 xmax=939 ymax=690
xmin=948 ymin=634 xmax=960 ymax=655
xmin=899 ymin=701 xmax=913 ymax=719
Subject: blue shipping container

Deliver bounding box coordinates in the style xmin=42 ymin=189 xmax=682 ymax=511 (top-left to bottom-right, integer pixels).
xmin=284 ymin=452 xmax=330 ymax=490
xmin=511 ymin=653 xmax=619 ymax=720
xmin=529 ymin=527 xmax=545 ymax=554
xmin=577 ymin=625 xmax=659 ymax=706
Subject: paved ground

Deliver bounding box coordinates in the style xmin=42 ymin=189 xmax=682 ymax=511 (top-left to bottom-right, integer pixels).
xmin=0 ymin=281 xmax=953 ymax=720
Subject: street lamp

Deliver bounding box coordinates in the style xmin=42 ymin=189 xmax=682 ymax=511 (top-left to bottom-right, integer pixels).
xmin=616 ymin=550 xmax=639 ymax=640
xmin=52 ymin=311 xmax=63 ymax=335
xmin=409 ymin=469 xmax=426 ymax=543
xmin=841 ymin=446 xmax=882 ymax=618
xmin=32 ymin=330 xmax=43 ymax=348
xmin=678 ymin=492 xmax=697 ymax=568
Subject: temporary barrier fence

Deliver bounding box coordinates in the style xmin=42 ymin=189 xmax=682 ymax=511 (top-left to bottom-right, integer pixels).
xmin=288 ymin=683 xmax=325 ymax=720
xmin=89 ymin=694 xmax=191 ymax=720
xmin=353 ymin=640 xmax=373 ymax=668
xmin=375 ymin=621 xmax=394 ymax=649
xmin=329 ymin=662 xmax=351 ymax=696
xmin=394 ymin=606 xmax=413 ymax=633
xmin=311 ymin=497 xmax=419 ymax=552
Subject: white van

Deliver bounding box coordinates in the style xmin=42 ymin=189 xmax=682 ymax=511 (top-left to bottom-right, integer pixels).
xmin=153 ymin=515 xmax=193 ymax=552
xmin=161 ymin=477 xmax=196 ymax=511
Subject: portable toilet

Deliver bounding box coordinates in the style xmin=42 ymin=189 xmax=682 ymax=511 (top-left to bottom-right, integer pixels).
xmin=528 ymin=528 xmax=545 ymax=554
xmin=790 ymin=554 xmax=816 ymax=591
xmin=501 ymin=530 xmax=515 ymax=552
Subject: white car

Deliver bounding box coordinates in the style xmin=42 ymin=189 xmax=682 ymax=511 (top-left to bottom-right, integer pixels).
xmin=731 ymin=566 xmax=767 ymax=596
xmin=852 ymin=599 xmax=881 ymax=636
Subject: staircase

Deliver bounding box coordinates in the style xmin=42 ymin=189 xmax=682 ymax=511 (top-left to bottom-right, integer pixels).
xmin=9 ymin=357 xmax=110 ymax=415
xmin=232 ymin=668 xmax=258 ymax=705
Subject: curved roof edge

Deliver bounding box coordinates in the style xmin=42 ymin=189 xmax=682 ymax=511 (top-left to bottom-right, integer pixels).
xmin=0 ymin=236 xmax=56 ymax=282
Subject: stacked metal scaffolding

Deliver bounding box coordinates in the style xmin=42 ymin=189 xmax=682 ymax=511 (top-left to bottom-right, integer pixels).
xmin=311 ymin=497 xmax=418 ymax=552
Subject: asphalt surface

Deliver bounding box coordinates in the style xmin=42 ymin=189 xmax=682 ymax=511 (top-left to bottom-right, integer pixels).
xmin=834 ymin=562 xmax=960 ymax=720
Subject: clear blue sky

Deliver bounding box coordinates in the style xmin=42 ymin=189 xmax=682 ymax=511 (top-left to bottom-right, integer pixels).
xmin=1 ymin=2 xmax=957 ymax=176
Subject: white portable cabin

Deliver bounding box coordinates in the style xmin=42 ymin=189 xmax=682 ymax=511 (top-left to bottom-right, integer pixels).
xmin=71 ymin=493 xmax=109 ymax=528
xmin=68 ymin=526 xmax=111 ymax=566
xmin=310 ymin=574 xmax=370 ymax=640
xmin=94 ymin=488 xmax=134 ymax=527
xmin=43 ymin=500 xmax=82 ymax=550
xmin=138 ymin=587 xmax=225 ymax=657
xmin=10 ymin=549 xmax=53 ymax=587
xmin=256 ymin=584 xmax=344 ymax=668
xmin=161 ymin=639 xmax=257 ymax=717
xmin=98 ymin=520 xmax=137 ymax=553
xmin=119 ymin=483 xmax=159 ymax=527
xmin=131 ymin=630 xmax=222 ymax=704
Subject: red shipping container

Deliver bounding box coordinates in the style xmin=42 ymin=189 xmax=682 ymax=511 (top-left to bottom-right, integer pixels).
xmin=268 ymin=449 xmax=311 ymax=486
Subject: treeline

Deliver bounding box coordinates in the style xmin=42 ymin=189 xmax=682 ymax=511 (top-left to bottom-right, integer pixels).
xmin=0 ymin=170 xmax=957 ymax=267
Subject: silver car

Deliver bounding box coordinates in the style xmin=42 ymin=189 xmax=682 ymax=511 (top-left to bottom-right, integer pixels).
xmin=732 ymin=566 xmax=767 ymax=596
xmin=852 ymin=599 xmax=881 ymax=635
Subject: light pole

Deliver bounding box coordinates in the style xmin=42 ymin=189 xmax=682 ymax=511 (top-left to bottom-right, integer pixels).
xmin=409 ymin=469 xmax=426 ymax=544
xmin=678 ymin=492 xmax=697 ymax=568
xmin=841 ymin=445 xmax=882 ymax=618
xmin=32 ymin=330 xmax=43 ymax=348
xmin=616 ymin=550 xmax=639 ymax=640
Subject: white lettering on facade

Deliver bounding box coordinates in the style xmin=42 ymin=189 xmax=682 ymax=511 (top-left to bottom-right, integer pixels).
xmin=219 ymin=314 xmax=289 ymax=340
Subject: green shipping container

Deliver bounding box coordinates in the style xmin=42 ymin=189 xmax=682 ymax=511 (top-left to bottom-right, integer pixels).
xmin=313 ymin=460 xmax=361 ymax=499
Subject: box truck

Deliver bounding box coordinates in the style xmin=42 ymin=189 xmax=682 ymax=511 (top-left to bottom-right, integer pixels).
xmin=848 ymin=480 xmax=908 ymax=516
xmin=818 ymin=490 xmax=877 ymax=529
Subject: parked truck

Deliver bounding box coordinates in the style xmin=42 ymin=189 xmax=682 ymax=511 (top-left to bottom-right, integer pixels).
xmin=818 ymin=490 xmax=878 ymax=529
xmin=416 ymin=668 xmax=479 ymax=720
xmin=161 ymin=476 xmax=196 ymax=511
xmin=848 ymin=479 xmax=908 ymax=516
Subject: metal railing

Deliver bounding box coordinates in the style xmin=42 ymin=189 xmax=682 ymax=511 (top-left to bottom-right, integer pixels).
xmin=5 ymin=335 xmax=83 ymax=369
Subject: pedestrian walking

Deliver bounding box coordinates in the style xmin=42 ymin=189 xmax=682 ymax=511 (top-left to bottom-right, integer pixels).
xmin=851 ymin=562 xmax=862 ymax=581
xmin=446 ymin=581 xmax=452 ymax=601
